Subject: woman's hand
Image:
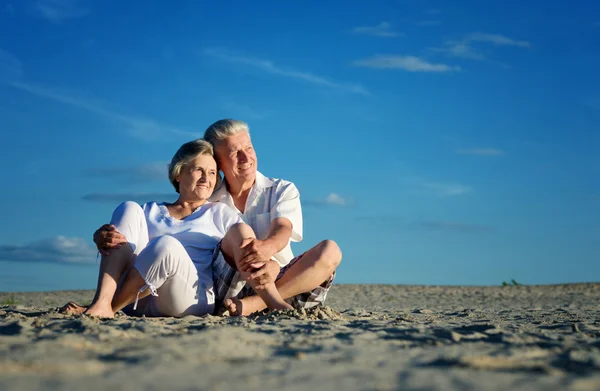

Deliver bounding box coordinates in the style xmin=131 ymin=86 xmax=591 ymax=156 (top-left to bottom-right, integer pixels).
xmin=93 ymin=224 xmax=127 ymax=256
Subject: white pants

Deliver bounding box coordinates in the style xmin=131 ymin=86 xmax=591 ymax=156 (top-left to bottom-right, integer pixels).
xmin=112 ymin=201 xmax=213 ymax=317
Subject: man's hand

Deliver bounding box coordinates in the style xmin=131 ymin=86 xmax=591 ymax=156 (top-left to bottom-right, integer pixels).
xmin=237 ymin=238 xmax=276 ymax=273
xmin=247 ymin=260 xmax=280 ymax=290
xmin=93 ymin=224 xmax=127 ymax=256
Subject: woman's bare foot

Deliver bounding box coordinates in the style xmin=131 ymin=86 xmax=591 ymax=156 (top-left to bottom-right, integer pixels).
xmin=84 ymin=302 xmax=115 ymax=319
xmin=224 ymin=296 xmax=292 ymax=316
xmin=58 ymin=301 xmax=88 ymax=315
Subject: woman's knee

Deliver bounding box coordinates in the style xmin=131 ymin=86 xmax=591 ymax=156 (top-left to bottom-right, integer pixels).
xmin=147 ymin=235 xmax=185 ymax=257
xmin=114 ymin=201 xmax=143 ymax=215
xmin=136 ymin=235 xmax=188 ymax=278
xmin=111 ymin=201 xmax=145 ymax=227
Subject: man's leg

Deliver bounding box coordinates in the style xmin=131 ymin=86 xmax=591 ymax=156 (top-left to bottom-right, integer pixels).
xmin=229 ymin=239 xmax=342 ymax=315
xmin=220 ymin=223 xmax=293 ymax=315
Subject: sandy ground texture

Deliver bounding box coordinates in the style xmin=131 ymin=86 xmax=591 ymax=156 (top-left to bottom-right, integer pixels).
xmin=1 ymin=284 xmax=599 ymax=391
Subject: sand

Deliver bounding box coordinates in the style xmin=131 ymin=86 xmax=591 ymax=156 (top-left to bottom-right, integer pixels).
xmin=1 ymin=284 xmax=599 ymax=390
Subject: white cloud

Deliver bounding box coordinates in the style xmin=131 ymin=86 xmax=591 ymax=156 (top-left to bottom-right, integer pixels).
xmin=204 ymin=48 xmax=369 ymax=95
xmin=468 ymin=33 xmax=531 ymax=48
xmin=6 ymin=81 xmax=197 ymax=140
xmin=325 ymin=193 xmax=347 ymax=205
xmin=353 ymin=55 xmax=460 ymax=72
xmin=432 ymin=33 xmax=531 ymax=61
xmin=82 ymin=193 xmax=176 ymax=204
xmin=0 ymin=49 xmax=23 ymax=82
xmin=431 ymin=40 xmax=485 ymax=60
xmin=391 ymin=159 xmax=473 ymax=197
xmin=304 ymin=193 xmax=349 ymax=207
xmin=456 ymin=148 xmax=506 ymax=156
xmin=352 ymin=22 xmax=402 ymax=37
xmin=83 ymin=161 xmax=169 ymax=182
xmin=34 ymin=0 xmax=89 ymax=24
xmin=0 ymin=236 xmax=97 ymax=264
xmin=424 ymin=182 xmax=472 ymax=196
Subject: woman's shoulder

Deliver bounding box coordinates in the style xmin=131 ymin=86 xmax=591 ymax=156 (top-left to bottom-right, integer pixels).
xmin=141 ymin=201 xmax=163 ymax=210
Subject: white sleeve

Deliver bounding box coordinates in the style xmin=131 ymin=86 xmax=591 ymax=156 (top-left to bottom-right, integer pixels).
xmin=271 ymin=182 xmax=303 ymax=242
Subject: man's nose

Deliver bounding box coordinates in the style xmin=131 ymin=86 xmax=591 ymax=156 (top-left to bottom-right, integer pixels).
xmin=238 ymin=150 xmax=248 ymax=162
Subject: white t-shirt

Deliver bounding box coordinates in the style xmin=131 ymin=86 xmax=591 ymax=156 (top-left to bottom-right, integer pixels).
xmin=143 ymin=201 xmax=242 ymax=281
xmin=209 ymin=171 xmax=303 ymax=267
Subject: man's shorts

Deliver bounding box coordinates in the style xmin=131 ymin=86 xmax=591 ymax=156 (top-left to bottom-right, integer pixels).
xmin=212 ymin=244 xmax=336 ymax=314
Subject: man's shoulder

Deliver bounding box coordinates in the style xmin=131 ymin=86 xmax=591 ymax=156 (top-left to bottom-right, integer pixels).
xmin=208 ymin=182 xmax=228 ymax=202
xmin=257 ymin=171 xmax=296 ymax=190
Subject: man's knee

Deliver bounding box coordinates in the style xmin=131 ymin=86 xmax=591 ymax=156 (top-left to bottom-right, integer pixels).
xmin=227 ymin=222 xmax=254 ymax=237
xmin=222 ymin=223 xmax=255 ymax=257
xmin=316 ymin=239 xmax=342 ymax=269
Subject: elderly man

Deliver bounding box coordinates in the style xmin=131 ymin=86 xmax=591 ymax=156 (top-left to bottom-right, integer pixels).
xmin=204 ymin=119 xmax=342 ymax=315
xmin=91 ymin=119 xmax=341 ymax=316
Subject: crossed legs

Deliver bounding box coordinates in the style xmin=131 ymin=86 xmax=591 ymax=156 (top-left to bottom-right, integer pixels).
xmin=222 ymin=237 xmax=342 ymax=316
xmin=220 ymin=223 xmax=293 ymax=314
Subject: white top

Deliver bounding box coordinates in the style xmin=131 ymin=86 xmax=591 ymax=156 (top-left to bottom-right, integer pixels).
xmin=209 ymin=171 xmax=303 ymax=266
xmin=143 ymin=201 xmax=242 ymax=285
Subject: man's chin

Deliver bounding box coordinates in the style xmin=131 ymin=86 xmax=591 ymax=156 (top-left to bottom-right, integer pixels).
xmin=235 ymin=170 xmax=256 ymax=180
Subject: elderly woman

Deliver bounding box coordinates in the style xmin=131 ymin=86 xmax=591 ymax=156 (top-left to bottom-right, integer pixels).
xmin=61 ymin=139 xmax=292 ymax=318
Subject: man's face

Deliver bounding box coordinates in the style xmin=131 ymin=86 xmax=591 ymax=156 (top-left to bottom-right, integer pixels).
xmin=214 ymin=132 xmax=257 ymax=184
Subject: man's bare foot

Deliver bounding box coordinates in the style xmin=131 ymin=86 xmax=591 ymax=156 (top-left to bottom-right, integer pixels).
xmin=84 ymin=303 xmax=115 ymax=319
xmin=224 ymin=296 xmax=292 ymax=316
xmin=59 ymin=301 xmax=88 ymax=315
xmin=223 ymin=298 xmax=243 ymax=316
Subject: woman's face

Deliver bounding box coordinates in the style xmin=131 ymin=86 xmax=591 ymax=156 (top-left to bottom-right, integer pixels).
xmin=176 ymin=154 xmax=218 ymax=202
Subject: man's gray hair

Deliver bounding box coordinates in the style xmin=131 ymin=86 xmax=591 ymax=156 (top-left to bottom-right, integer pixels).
xmin=203 ymin=119 xmax=250 ymax=147
xmin=168 ymin=139 xmax=219 ymax=193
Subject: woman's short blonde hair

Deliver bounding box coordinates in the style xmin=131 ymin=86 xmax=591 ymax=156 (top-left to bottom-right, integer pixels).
xmin=168 ymin=139 xmax=219 ymax=193
xmin=203 ymin=119 xmax=250 ymax=147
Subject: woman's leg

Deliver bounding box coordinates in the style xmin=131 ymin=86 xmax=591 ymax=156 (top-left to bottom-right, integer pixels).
xmin=111 ymin=235 xmax=210 ymax=318
xmin=219 ymin=223 xmax=292 ymax=315
xmin=84 ymin=201 xmax=150 ymax=317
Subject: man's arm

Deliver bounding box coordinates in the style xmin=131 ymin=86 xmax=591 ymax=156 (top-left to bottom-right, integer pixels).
xmin=262 ymin=217 xmax=293 ymax=256
xmin=237 ymin=217 xmax=292 ymax=272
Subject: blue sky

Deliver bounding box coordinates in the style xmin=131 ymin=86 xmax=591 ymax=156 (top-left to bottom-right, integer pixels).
xmin=0 ymin=0 xmax=598 ymax=292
